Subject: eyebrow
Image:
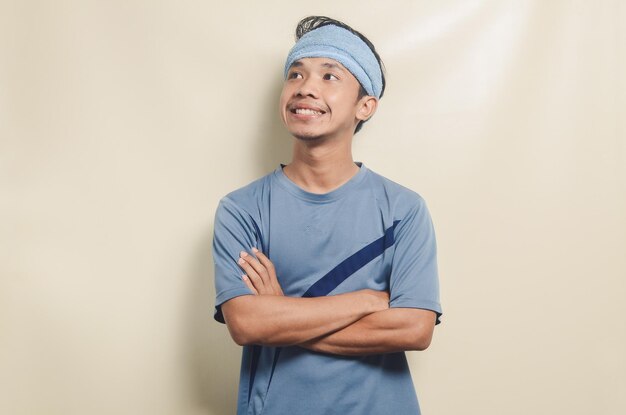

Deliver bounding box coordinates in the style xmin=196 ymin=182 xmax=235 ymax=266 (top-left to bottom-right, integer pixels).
xmin=290 ymin=60 xmax=346 ymax=72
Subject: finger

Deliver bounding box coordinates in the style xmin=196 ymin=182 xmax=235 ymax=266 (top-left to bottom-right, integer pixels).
xmin=242 ymin=274 xmax=258 ymax=295
xmin=252 ymin=248 xmax=284 ymax=295
xmin=240 ymin=251 xmax=271 ymax=288
xmin=252 ymin=248 xmax=275 ymax=274
xmin=237 ymin=256 xmax=265 ymax=291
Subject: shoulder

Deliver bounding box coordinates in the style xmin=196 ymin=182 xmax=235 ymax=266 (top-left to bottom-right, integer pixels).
xmin=218 ymin=170 xmax=274 ymax=214
xmin=364 ymin=167 xmax=428 ymax=216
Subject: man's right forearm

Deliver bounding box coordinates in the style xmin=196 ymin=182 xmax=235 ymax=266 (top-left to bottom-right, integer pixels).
xmin=222 ymin=290 xmax=387 ymax=347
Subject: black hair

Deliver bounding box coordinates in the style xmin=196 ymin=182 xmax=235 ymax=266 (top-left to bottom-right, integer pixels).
xmin=293 ymin=16 xmax=386 ymax=134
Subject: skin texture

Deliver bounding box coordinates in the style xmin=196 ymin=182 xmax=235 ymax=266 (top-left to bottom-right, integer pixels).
xmin=220 ymin=56 xmax=437 ymax=356
xmin=278 ymin=57 xmax=378 ymax=194
xmin=234 ymin=248 xmax=436 ymax=356
xmin=221 ymin=287 xmax=390 ymax=348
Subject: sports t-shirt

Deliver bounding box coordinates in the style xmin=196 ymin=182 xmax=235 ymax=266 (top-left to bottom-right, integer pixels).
xmin=212 ymin=161 xmax=442 ymax=415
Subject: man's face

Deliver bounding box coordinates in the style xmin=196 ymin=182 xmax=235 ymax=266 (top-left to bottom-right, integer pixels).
xmin=279 ymin=57 xmax=370 ymax=142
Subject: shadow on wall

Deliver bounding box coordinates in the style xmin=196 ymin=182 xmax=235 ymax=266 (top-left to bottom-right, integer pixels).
xmin=184 ymin=75 xmax=293 ymax=414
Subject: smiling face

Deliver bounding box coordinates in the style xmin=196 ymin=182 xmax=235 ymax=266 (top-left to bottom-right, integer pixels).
xmin=279 ymin=57 xmax=377 ymax=142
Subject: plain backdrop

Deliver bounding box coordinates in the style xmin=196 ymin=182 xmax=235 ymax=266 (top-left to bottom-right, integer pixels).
xmin=1 ymin=1 xmax=625 ymax=414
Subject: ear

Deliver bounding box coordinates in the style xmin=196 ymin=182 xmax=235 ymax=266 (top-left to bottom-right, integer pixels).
xmin=356 ymin=96 xmax=378 ymax=122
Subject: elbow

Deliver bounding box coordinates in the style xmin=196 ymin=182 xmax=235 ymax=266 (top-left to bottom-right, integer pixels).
xmin=220 ymin=296 xmax=290 ymax=347
xmin=233 ymin=334 xmax=253 ymax=347
xmin=412 ymin=334 xmax=433 ymax=351
xmin=226 ymin=313 xmax=280 ymax=347
xmin=229 ymin=325 xmax=282 ymax=347
xmin=221 ymin=296 xmax=265 ymax=346
xmin=228 ymin=326 xmax=251 ymax=346
xmin=222 ymin=307 xmax=257 ymax=346
xmin=226 ymin=315 xmax=259 ymax=346
xmin=229 ymin=323 xmax=290 ymax=347
xmin=403 ymin=310 xmax=437 ymax=351
xmin=408 ymin=326 xmax=434 ymax=351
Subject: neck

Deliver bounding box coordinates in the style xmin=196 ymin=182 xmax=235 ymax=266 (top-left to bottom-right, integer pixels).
xmin=283 ymin=134 xmax=360 ymax=194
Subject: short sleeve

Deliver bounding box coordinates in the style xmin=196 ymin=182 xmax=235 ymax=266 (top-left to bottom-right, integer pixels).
xmin=212 ymin=197 xmax=258 ymax=324
xmin=389 ymin=196 xmax=442 ymax=325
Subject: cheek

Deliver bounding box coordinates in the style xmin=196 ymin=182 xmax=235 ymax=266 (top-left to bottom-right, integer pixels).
xmin=278 ymin=90 xmax=293 ymax=122
xmin=279 ymin=87 xmax=293 ymax=108
xmin=327 ymin=95 xmax=352 ymax=114
xmin=324 ymin=90 xmax=350 ymax=109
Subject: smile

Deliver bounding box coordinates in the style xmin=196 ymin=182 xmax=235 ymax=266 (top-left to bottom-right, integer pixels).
xmin=293 ymin=108 xmax=324 ymax=115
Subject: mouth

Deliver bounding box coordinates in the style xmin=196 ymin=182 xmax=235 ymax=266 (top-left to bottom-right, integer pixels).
xmin=288 ymin=104 xmax=327 ymax=118
xmin=290 ymin=108 xmax=325 ymax=116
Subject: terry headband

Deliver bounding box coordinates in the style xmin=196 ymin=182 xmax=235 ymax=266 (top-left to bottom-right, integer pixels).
xmin=283 ymin=24 xmax=383 ymax=99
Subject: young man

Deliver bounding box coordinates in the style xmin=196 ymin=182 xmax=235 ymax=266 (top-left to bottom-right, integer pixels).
xmin=212 ymin=16 xmax=442 ymax=415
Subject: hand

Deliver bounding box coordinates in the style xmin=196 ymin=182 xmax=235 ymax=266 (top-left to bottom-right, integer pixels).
xmin=237 ymin=247 xmax=284 ymax=296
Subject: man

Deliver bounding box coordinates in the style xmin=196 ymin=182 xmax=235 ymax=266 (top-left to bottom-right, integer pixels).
xmin=212 ymin=15 xmax=442 ymax=415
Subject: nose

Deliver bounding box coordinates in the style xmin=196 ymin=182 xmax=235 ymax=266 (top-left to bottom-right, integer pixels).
xmin=295 ymin=76 xmax=319 ymax=98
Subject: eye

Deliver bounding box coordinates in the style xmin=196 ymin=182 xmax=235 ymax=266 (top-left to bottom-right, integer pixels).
xmin=288 ymin=72 xmax=302 ymax=79
xmin=324 ymin=73 xmax=339 ymax=80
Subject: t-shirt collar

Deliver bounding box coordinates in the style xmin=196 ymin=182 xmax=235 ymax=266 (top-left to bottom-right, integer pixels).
xmin=274 ymin=161 xmax=368 ymax=203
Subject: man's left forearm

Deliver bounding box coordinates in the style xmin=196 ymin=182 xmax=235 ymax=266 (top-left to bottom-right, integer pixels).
xmin=297 ymin=307 xmax=436 ymax=356
xmin=235 ymin=249 xmax=437 ymax=356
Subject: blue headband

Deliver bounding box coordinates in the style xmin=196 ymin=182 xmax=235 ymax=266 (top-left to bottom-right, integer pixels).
xmin=283 ymin=24 xmax=383 ymax=99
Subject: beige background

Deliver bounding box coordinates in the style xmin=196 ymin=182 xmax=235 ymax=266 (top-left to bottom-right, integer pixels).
xmin=1 ymin=1 xmax=625 ymax=414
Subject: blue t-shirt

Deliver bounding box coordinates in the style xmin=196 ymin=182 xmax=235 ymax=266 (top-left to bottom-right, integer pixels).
xmin=212 ymin=161 xmax=442 ymax=415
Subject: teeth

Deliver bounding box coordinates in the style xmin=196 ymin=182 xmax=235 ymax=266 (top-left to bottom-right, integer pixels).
xmin=295 ymin=108 xmax=323 ymax=115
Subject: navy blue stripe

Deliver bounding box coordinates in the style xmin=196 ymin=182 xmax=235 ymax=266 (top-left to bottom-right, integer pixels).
xmin=247 ymin=345 xmax=262 ymax=404
xmin=251 ymin=220 xmax=263 ymax=251
xmin=247 ymin=221 xmax=400 ymax=401
xmin=302 ymin=220 xmax=400 ymax=298
xmin=265 ymin=347 xmax=282 ymax=395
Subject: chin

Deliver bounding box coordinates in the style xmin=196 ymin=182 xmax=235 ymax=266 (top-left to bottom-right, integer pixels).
xmin=294 ymin=134 xmax=325 ymax=142
xmin=287 ymin=126 xmax=326 ymax=142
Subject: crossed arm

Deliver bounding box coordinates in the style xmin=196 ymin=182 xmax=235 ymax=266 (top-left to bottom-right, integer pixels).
xmin=220 ymin=248 xmax=437 ymax=356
